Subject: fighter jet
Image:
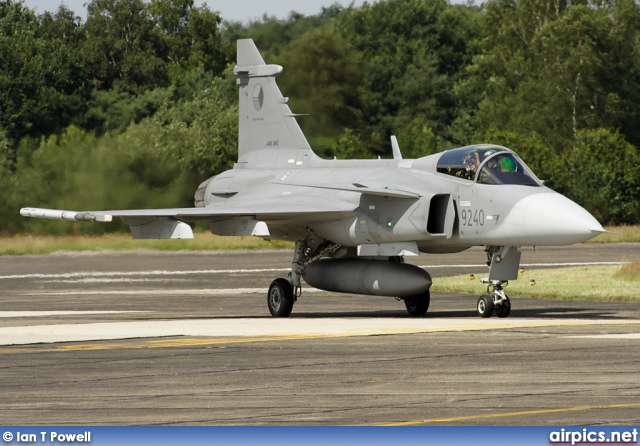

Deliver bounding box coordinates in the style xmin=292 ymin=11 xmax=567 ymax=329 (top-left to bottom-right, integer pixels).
xmin=21 ymin=39 xmax=605 ymax=318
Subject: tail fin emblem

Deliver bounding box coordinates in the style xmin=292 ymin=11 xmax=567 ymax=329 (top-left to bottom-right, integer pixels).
xmin=253 ymin=84 xmax=264 ymax=111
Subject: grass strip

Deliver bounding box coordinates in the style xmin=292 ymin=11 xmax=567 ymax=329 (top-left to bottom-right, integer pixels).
xmin=589 ymin=225 xmax=640 ymax=243
xmin=431 ymin=262 xmax=640 ymax=302
xmin=0 ymin=233 xmax=291 ymax=256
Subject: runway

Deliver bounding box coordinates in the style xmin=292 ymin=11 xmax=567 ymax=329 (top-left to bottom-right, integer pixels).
xmin=0 ymin=243 xmax=639 ymax=425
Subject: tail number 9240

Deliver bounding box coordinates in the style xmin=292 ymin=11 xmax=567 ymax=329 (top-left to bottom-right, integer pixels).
xmin=461 ymin=208 xmax=485 ymax=227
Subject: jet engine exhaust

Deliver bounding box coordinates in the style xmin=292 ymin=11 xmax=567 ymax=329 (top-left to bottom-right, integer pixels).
xmin=303 ymin=259 xmax=432 ymax=297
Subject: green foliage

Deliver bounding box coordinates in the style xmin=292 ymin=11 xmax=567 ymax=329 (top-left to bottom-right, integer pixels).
xmin=80 ymin=86 xmax=176 ymax=136
xmin=336 ymin=0 xmax=485 ymax=152
xmin=1 ymin=0 xmax=640 ymax=234
xmin=36 ymin=4 xmax=84 ymax=46
xmin=331 ymin=128 xmax=370 ymax=159
xmin=144 ymin=75 xmax=238 ymax=186
xmin=276 ymin=26 xmax=366 ymax=148
xmin=3 ymin=126 xmax=187 ymax=234
xmin=463 ymin=0 xmax=640 ymax=150
xmin=83 ymin=0 xmax=169 ymax=93
xmin=397 ymin=117 xmax=450 ymax=159
xmin=0 ymin=1 xmax=92 ymax=154
xmin=149 ymin=0 xmax=227 ymax=82
xmin=0 ymin=71 xmax=238 ymax=235
xmin=564 ymin=129 xmax=640 ymax=224
xmin=0 ymin=0 xmax=38 ymax=35
xmin=225 ymin=6 xmax=343 ymax=59
xmin=1 ymin=73 xmax=237 ymax=232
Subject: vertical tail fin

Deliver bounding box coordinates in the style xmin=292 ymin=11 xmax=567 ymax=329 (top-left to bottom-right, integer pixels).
xmin=234 ymin=39 xmax=311 ymax=163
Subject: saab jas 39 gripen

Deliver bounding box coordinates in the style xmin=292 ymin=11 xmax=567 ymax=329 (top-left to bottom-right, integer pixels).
xmin=21 ymin=39 xmax=605 ymax=318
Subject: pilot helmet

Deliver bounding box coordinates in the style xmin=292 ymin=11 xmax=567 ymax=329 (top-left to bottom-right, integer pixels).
xmin=499 ymin=156 xmax=516 ymax=172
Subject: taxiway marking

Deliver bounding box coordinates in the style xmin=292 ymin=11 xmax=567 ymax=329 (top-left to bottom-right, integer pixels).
xmin=567 ymin=333 xmax=640 ymax=339
xmin=383 ymin=402 xmax=640 ymax=425
xmin=0 ymin=268 xmax=289 ymax=280
xmin=0 ymin=335 xmax=339 ymax=354
xmin=0 ymin=311 xmax=145 ymax=318
xmin=1 ymin=318 xmax=639 ymax=347
xmin=18 ymin=288 xmax=325 ymax=296
xmin=0 ymin=261 xmax=623 ymax=281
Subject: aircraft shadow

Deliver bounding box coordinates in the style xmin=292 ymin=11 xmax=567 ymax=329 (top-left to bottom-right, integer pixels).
xmin=190 ymin=306 xmax=633 ymax=320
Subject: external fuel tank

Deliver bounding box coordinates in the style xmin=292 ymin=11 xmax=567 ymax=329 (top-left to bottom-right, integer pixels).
xmin=303 ymin=259 xmax=431 ymax=298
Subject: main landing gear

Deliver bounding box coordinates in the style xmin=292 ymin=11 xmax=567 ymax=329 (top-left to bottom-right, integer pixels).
xmin=267 ymin=278 xmax=294 ymax=317
xmin=477 ymin=279 xmax=511 ymax=318
xmin=404 ymin=290 xmax=431 ymax=316
xmin=266 ymin=233 xmax=341 ymax=317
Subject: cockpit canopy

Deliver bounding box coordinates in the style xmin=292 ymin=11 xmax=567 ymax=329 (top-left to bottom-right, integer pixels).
xmin=436 ymin=145 xmax=541 ymax=186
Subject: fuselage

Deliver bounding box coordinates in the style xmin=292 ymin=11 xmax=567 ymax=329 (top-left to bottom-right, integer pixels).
xmin=198 ymin=144 xmax=604 ymax=251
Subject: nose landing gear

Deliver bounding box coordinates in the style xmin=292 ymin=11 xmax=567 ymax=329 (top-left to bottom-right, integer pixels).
xmin=475 ymin=245 xmax=519 ymax=318
xmin=477 ymin=278 xmax=511 ymax=318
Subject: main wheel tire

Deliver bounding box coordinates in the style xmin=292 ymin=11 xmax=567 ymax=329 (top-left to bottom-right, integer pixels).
xmin=477 ymin=295 xmax=494 ymax=318
xmin=495 ymin=296 xmax=511 ymax=318
xmin=267 ymin=278 xmax=294 ymax=317
xmin=404 ymin=290 xmax=430 ymax=316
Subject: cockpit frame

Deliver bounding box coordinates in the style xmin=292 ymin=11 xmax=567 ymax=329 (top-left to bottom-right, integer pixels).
xmin=436 ymin=144 xmax=541 ymax=187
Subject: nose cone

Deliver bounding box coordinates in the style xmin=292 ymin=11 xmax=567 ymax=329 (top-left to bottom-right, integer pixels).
xmin=503 ymin=192 xmax=604 ymax=245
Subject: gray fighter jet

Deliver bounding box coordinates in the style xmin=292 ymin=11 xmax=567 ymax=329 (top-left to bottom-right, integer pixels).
xmin=21 ymin=39 xmax=605 ymax=318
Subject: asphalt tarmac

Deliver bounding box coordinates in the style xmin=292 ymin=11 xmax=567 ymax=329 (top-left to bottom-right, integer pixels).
xmin=0 ymin=243 xmax=639 ymax=425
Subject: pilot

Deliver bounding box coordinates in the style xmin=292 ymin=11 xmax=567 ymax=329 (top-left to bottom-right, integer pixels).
xmin=485 ymin=155 xmax=500 ymax=171
xmin=479 ymin=155 xmax=517 ymax=184
xmin=485 ymin=154 xmax=515 ymax=172
xmin=477 ymin=153 xmax=501 ymax=184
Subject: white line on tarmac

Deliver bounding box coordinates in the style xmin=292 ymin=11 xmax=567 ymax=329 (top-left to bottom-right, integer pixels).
xmin=1 ymin=318 xmax=639 ymax=346
xmin=0 ymin=268 xmax=288 ymax=280
xmin=19 ymin=288 xmax=326 ymax=296
xmin=512 ymin=261 xmax=621 ymax=267
xmin=0 ymin=262 xmax=623 ymax=281
xmin=419 ymin=262 xmax=622 ymax=268
xmin=566 ymin=333 xmax=640 ymax=339
xmin=40 ymin=278 xmax=193 ymax=283
xmin=0 ymin=311 xmax=146 ymax=318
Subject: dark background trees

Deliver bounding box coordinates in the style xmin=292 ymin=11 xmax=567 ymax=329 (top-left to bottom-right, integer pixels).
xmin=1 ymin=0 xmax=639 ymax=234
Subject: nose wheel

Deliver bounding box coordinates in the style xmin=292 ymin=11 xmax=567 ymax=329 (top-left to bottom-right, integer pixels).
xmin=477 ymin=279 xmax=511 ymax=318
xmin=477 ymin=295 xmax=494 ymax=318
xmin=495 ymin=295 xmax=511 ymax=318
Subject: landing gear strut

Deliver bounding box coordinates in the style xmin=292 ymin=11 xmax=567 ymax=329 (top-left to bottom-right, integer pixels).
xmin=477 ymin=279 xmax=511 ymax=318
xmin=266 ymin=231 xmax=341 ymax=317
xmin=475 ymin=245 xmax=519 ymax=318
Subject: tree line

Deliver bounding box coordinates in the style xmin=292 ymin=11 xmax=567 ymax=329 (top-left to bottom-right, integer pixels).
xmin=1 ymin=0 xmax=639 ymax=234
